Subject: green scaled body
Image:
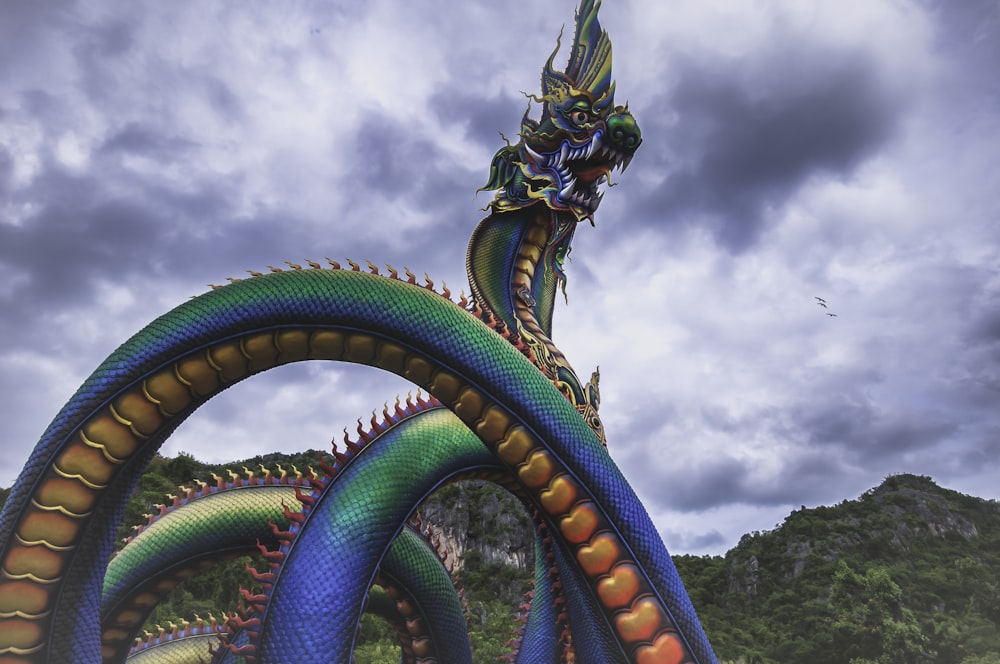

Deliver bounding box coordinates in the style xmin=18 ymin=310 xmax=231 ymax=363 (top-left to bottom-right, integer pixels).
xmin=0 ymin=1 xmax=718 ymax=663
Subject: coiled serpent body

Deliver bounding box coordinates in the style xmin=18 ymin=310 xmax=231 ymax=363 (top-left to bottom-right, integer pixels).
xmin=0 ymin=2 xmax=718 ymax=662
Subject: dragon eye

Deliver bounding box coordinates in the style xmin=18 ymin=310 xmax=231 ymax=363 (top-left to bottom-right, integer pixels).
xmin=570 ymin=110 xmax=589 ymax=126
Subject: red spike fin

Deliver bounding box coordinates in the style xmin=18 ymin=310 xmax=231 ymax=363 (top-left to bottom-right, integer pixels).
xmin=347 ymin=258 xmax=361 ymax=271
xmin=238 ymin=587 xmax=267 ymax=605
xmin=282 ymin=503 xmax=305 ymax=524
xmin=293 ymin=485 xmax=315 ymax=507
xmin=229 ymin=613 xmax=262 ymax=633
xmin=325 ymin=257 xmax=341 ymax=269
xmin=268 ymin=521 xmax=295 ymax=543
xmin=247 ymin=567 xmax=275 ymax=584
xmin=369 ymin=411 xmax=384 ymax=435
xmin=318 ymin=457 xmax=338 ymax=478
xmin=257 ymin=541 xmax=285 ymax=564
xmin=224 ymin=643 xmax=257 ymax=657
xmin=366 ymin=259 xmax=379 ymax=275
xmin=356 ymin=419 xmax=372 ymax=444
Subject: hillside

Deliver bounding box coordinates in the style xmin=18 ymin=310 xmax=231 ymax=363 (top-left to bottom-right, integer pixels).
xmin=677 ymin=473 xmax=1000 ymax=663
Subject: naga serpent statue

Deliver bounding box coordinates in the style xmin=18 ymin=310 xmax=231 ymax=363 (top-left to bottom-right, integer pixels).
xmin=0 ymin=1 xmax=719 ymax=662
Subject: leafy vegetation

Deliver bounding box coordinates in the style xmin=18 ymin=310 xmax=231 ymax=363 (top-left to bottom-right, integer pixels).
xmin=679 ymin=474 xmax=1000 ymax=663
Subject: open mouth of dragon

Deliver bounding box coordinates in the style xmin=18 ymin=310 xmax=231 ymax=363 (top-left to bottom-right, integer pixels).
xmin=525 ymin=133 xmax=634 ymax=214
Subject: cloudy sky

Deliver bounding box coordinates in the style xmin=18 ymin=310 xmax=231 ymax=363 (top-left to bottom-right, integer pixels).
xmin=1 ymin=0 xmax=998 ymax=556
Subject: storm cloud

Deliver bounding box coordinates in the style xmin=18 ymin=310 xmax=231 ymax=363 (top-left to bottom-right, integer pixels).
xmin=1 ymin=0 xmax=998 ymax=555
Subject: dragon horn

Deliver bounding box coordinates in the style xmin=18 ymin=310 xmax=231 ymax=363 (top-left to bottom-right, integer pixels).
xmin=541 ymin=0 xmax=615 ymax=110
xmin=567 ymin=0 xmax=614 ymax=104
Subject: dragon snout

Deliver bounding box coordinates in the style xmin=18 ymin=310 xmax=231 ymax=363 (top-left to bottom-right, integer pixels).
xmin=607 ymin=111 xmax=641 ymax=152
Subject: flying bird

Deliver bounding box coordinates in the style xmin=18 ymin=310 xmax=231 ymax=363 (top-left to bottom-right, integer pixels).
xmin=816 ymin=301 xmax=827 ymax=308
xmin=827 ymin=313 xmax=837 ymax=317
xmin=814 ymin=296 xmax=826 ymax=303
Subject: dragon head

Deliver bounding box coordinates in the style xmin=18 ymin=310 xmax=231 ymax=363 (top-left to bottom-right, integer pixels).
xmin=482 ymin=0 xmax=642 ymax=223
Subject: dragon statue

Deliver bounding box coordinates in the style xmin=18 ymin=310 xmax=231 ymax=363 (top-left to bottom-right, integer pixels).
xmin=0 ymin=1 xmax=719 ymax=662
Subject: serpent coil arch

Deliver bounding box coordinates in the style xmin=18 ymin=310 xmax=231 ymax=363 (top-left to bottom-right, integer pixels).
xmin=0 ymin=2 xmax=718 ymax=662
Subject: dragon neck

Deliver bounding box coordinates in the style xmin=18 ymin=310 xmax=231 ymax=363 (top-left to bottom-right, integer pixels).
xmin=466 ymin=204 xmax=573 ymax=340
xmin=466 ymin=204 xmax=606 ymax=445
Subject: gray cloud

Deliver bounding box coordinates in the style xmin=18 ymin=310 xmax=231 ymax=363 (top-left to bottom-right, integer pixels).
xmin=0 ymin=146 xmax=12 ymax=201
xmin=660 ymin=455 xmax=752 ymax=511
xmin=919 ymin=0 xmax=1000 ymax=100
xmin=99 ymin=123 xmax=199 ymax=159
xmin=0 ymin=174 xmax=164 ymax=304
xmin=0 ymin=2 xmax=71 ymax=81
xmin=2 ymin=0 xmax=999 ymax=557
xmin=348 ymin=113 xmax=447 ymax=202
xmin=628 ymin=41 xmax=906 ymax=253
xmin=633 ymin=446 xmax=856 ymax=514
xmin=429 ymin=89 xmax=527 ymax=152
xmin=664 ymin=528 xmax=728 ymax=554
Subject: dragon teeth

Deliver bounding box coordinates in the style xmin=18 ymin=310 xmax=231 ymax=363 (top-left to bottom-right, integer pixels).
xmin=553 ymin=138 xmax=610 ymax=167
xmin=525 ymin=145 xmax=545 ymax=165
xmin=587 ymin=134 xmax=601 ymax=160
xmin=560 ymin=178 xmax=577 ymax=198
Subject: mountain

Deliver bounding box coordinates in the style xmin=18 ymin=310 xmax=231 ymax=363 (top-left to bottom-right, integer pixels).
xmin=675 ymin=473 xmax=1000 ymax=663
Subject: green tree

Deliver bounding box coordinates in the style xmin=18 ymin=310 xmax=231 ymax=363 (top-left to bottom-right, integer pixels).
xmin=830 ymin=560 xmax=933 ymax=664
